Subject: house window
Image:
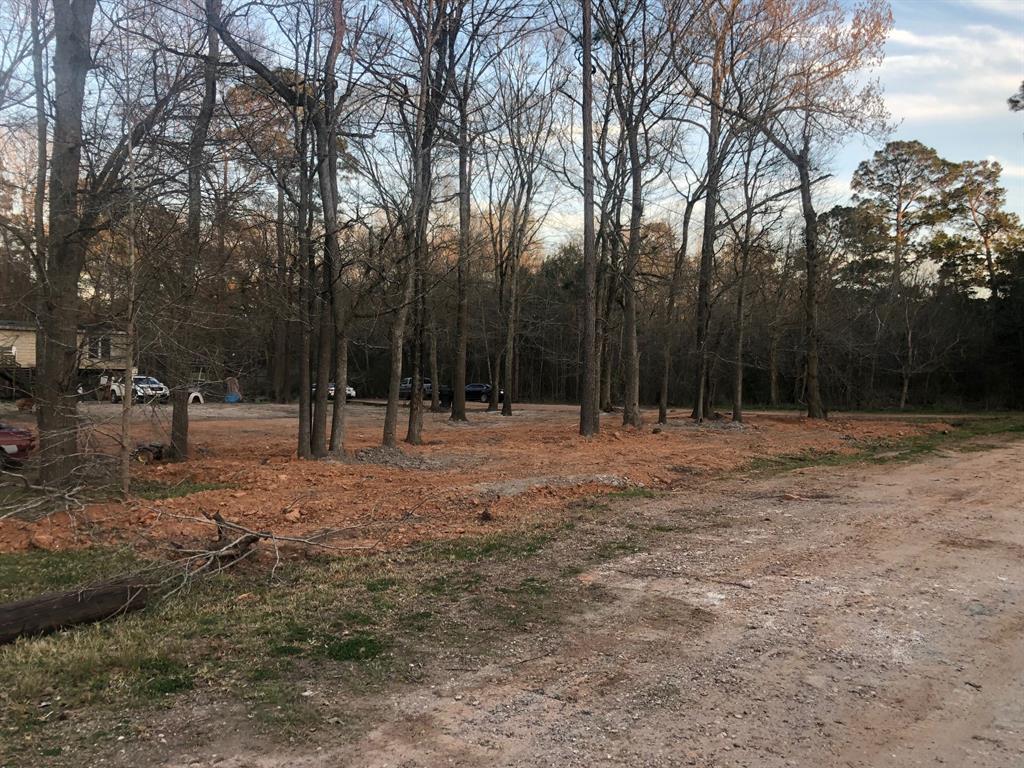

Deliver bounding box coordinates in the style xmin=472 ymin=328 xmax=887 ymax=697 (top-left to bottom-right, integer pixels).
xmin=0 ymin=345 xmax=13 ymax=365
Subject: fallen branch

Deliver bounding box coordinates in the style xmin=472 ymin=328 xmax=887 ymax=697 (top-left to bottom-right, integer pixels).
xmin=0 ymin=504 xmax=419 ymax=645
xmin=0 ymin=575 xmax=154 ymax=644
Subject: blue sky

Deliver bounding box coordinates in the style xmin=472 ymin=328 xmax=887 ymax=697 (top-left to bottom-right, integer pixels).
xmin=830 ymin=0 xmax=1024 ymax=215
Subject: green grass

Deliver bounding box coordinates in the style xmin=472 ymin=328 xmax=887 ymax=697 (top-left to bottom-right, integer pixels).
xmin=136 ymin=657 xmax=194 ymax=696
xmin=132 ymin=479 xmax=232 ymax=500
xmin=747 ymin=415 xmax=1024 ymax=474
xmin=0 ymin=504 xmax=666 ymax=767
xmin=414 ymin=531 xmax=551 ymax=562
xmin=322 ymin=633 xmax=387 ymax=662
xmin=0 ymin=547 xmax=144 ymax=602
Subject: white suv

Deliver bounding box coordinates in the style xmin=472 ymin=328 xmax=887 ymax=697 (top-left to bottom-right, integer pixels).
xmin=104 ymin=375 xmax=170 ymax=403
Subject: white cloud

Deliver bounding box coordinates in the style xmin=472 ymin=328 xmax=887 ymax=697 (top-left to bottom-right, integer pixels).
xmin=955 ymin=0 xmax=1024 ymax=19
xmin=986 ymin=157 xmax=1024 ymax=178
xmin=881 ymin=24 xmax=1023 ymax=123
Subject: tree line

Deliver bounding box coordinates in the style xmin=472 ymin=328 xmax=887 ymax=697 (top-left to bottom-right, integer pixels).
xmin=0 ymin=0 xmax=1020 ymax=488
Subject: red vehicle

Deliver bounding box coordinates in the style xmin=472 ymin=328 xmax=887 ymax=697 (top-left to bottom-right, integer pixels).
xmin=0 ymin=422 xmax=35 ymax=464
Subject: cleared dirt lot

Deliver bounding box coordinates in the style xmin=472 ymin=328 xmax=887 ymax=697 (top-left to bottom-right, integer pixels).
xmin=2 ymin=405 xmax=1020 ymax=768
xmin=153 ymin=439 xmax=1023 ymax=768
xmin=0 ymin=401 xmax=948 ymax=552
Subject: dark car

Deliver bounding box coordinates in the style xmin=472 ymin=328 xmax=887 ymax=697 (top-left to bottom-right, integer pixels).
xmin=0 ymin=422 xmax=35 ymax=464
xmin=399 ymin=377 xmax=453 ymax=407
xmin=399 ymin=377 xmax=429 ymax=399
xmin=465 ymin=382 xmax=504 ymax=403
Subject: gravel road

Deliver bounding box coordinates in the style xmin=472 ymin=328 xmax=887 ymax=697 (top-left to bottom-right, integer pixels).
xmin=168 ymin=440 xmax=1024 ymax=768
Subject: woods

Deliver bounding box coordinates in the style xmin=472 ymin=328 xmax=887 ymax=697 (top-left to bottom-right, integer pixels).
xmin=0 ymin=0 xmax=1021 ymax=489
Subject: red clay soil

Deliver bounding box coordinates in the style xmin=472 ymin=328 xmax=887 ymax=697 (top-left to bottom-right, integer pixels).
xmin=0 ymin=403 xmax=946 ymax=554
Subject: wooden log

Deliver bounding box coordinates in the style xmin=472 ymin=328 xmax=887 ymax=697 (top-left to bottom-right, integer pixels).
xmin=0 ymin=576 xmax=151 ymax=645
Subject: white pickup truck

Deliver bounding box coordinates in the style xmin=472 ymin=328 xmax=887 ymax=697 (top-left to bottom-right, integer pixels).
xmin=102 ymin=375 xmax=170 ymax=403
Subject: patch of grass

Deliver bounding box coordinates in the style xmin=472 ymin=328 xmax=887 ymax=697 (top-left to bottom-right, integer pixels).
xmin=592 ymin=537 xmax=643 ymax=559
xmin=607 ymin=487 xmax=659 ymax=500
xmin=397 ymin=610 xmax=433 ymax=631
xmin=133 ymin=479 xmax=232 ymax=500
xmin=322 ymin=632 xmax=387 ymax=662
xmin=364 ymin=576 xmax=398 ymax=592
xmin=0 ymin=522 xmax=655 ymax=764
xmin=416 ymin=531 xmax=551 ymax=562
xmin=336 ymin=608 xmax=375 ymax=626
xmin=748 ymin=415 xmax=1024 ymax=475
xmin=0 ymin=547 xmax=143 ymax=602
xmin=136 ymin=657 xmax=193 ymax=697
xmin=425 ymin=570 xmax=484 ymax=595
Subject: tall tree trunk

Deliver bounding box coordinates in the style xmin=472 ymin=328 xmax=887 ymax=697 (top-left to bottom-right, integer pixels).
xmin=797 ymin=153 xmax=825 ymax=419
xmin=732 ymin=251 xmax=748 ymax=423
xmin=170 ymin=8 xmax=218 ymax=460
xmin=487 ymin=351 xmax=500 ymax=412
xmin=36 ymin=0 xmax=98 ymax=487
xmin=579 ymin=0 xmax=599 ymax=436
xmin=429 ymin=319 xmax=441 ymax=412
xmin=406 ymin=269 xmax=425 ymax=444
xmin=30 ymin=0 xmax=46 ymax=263
xmin=768 ymin=332 xmax=780 ymax=407
xmin=450 ymin=101 xmax=471 ymax=422
xmin=272 ymin=179 xmax=289 ymax=403
xmin=383 ymin=254 xmax=414 ymax=448
xmin=658 ymin=201 xmax=694 ymax=424
xmin=329 ymin=333 xmax=347 ymax=454
xmin=694 ymin=51 xmax=723 ymax=424
xmin=311 ymin=292 xmax=332 ymax=457
xmin=296 ymin=197 xmax=313 ymax=458
xmin=621 ymin=128 xmax=643 ymax=428
xmin=502 ymin=261 xmax=516 ymax=416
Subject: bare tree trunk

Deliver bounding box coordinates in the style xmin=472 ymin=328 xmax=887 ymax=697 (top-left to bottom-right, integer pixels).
xmin=797 ymin=153 xmax=826 ymax=419
xmin=502 ymin=262 xmax=516 ymax=416
xmin=272 ymin=179 xmax=289 ymax=403
xmin=36 ymin=0 xmax=98 ymax=487
xmin=488 ymin=351 xmax=500 ymax=412
xmin=406 ymin=269 xmax=425 ymax=444
xmin=383 ymin=255 xmax=414 ymax=447
xmin=120 ymin=199 xmax=135 ymax=497
xmin=296 ymin=199 xmax=313 ymax=459
xmin=658 ymin=202 xmax=695 ymax=423
xmin=579 ymin=0 xmax=599 ymax=436
xmin=170 ymin=9 xmax=218 ymax=461
xmin=329 ymin=333 xmax=347 ymax=455
xmin=768 ymin=333 xmax=780 ymax=407
xmin=30 ymin=0 xmax=46 ymax=261
xmin=694 ymin=53 xmax=723 ymax=425
xmin=899 ymin=310 xmax=913 ymax=411
xmin=429 ymin=319 xmax=441 ymax=412
xmin=450 ymin=102 xmax=471 ymax=422
xmin=621 ymin=129 xmax=643 ymax=428
xmin=732 ymin=260 xmax=747 ymax=423
xmin=311 ymin=293 xmax=332 ymax=457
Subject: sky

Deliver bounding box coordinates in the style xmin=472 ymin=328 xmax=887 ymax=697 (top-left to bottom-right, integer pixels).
xmin=829 ymin=0 xmax=1024 ymax=215
xmin=539 ymin=0 xmax=1024 ymax=247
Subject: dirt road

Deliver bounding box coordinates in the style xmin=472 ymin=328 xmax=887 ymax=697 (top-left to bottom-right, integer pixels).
xmin=171 ymin=439 xmax=1024 ymax=768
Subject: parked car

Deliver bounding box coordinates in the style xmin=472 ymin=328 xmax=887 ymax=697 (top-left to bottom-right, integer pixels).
xmin=104 ymin=375 xmax=170 ymax=403
xmin=464 ymin=382 xmax=504 ymax=403
xmin=399 ymin=377 xmax=427 ymax=399
xmin=399 ymin=377 xmax=452 ymax=407
xmin=0 ymin=422 xmax=35 ymax=464
xmin=312 ymin=382 xmax=356 ymax=400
